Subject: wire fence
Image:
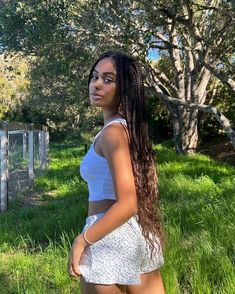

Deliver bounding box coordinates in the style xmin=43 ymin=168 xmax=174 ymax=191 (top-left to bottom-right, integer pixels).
xmin=0 ymin=121 xmax=49 ymax=212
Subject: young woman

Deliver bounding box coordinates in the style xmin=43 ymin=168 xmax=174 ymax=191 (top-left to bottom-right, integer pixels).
xmin=68 ymin=51 xmax=165 ymax=294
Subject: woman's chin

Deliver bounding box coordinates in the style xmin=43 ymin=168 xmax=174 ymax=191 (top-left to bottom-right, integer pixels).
xmin=91 ymin=101 xmax=102 ymax=107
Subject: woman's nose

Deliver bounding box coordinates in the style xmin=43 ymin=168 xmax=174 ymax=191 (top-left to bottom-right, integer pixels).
xmin=94 ymin=77 xmax=102 ymax=89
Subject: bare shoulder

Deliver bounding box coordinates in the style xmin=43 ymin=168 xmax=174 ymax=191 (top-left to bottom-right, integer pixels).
xmin=99 ymin=123 xmax=129 ymax=150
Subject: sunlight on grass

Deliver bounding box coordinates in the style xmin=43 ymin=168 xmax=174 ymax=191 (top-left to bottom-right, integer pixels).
xmin=0 ymin=142 xmax=234 ymax=293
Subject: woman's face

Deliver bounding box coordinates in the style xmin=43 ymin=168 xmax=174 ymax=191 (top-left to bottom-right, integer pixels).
xmin=89 ymin=58 xmax=118 ymax=110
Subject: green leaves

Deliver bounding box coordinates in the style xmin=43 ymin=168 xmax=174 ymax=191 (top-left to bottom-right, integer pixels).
xmin=0 ymin=1 xmax=234 ymax=147
xmin=0 ymin=52 xmax=30 ymax=120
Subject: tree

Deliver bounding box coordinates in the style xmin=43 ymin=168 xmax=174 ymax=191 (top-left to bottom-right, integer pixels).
xmin=0 ymin=0 xmax=95 ymax=136
xmin=200 ymin=84 xmax=235 ymax=138
xmin=69 ymin=0 xmax=235 ymax=152
xmin=1 ymin=0 xmax=234 ymax=152
xmin=0 ymin=52 xmax=29 ymax=120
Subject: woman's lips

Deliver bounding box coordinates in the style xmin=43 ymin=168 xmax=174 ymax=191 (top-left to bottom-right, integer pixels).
xmin=91 ymin=93 xmax=102 ymax=100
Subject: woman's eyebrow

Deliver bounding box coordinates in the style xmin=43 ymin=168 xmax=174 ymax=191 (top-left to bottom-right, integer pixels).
xmin=93 ymin=69 xmax=116 ymax=76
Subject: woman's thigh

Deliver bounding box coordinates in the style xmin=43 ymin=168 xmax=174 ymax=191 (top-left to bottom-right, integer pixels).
xmin=126 ymin=269 xmax=165 ymax=294
xmin=80 ymin=276 xmax=127 ymax=294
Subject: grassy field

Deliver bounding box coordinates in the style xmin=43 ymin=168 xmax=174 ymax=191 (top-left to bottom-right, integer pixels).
xmin=0 ymin=142 xmax=234 ymax=293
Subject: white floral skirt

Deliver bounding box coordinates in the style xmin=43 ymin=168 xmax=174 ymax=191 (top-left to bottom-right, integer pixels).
xmin=79 ymin=212 xmax=164 ymax=285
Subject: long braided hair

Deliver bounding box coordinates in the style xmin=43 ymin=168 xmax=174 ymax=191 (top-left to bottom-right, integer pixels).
xmin=88 ymin=51 xmax=164 ymax=252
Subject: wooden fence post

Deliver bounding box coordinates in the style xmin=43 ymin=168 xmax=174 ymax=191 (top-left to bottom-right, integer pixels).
xmin=0 ymin=121 xmax=9 ymax=212
xmin=23 ymin=131 xmax=27 ymax=160
xmin=39 ymin=130 xmax=42 ymax=169
xmin=28 ymin=123 xmax=34 ymax=186
xmin=39 ymin=129 xmax=45 ymax=171
xmin=45 ymin=127 xmax=50 ymax=170
xmin=39 ymin=126 xmax=49 ymax=171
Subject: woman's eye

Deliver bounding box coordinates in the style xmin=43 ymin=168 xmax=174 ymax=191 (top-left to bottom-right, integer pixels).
xmin=91 ymin=75 xmax=98 ymax=81
xmin=90 ymin=74 xmax=115 ymax=83
xmin=104 ymin=78 xmax=114 ymax=83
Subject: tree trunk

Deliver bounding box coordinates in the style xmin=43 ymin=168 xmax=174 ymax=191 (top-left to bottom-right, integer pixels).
xmin=171 ymin=106 xmax=199 ymax=154
xmin=155 ymin=91 xmax=235 ymax=151
xmin=151 ymin=85 xmax=201 ymax=154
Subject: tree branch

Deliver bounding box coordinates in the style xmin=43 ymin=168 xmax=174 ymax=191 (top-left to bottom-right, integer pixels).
xmin=155 ymin=91 xmax=235 ymax=149
xmin=145 ymin=58 xmax=179 ymax=95
xmin=168 ymin=23 xmax=185 ymax=98
xmin=200 ymin=58 xmax=235 ymax=92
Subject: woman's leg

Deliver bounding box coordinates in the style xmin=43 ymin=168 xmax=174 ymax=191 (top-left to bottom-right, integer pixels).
xmin=80 ymin=276 xmax=127 ymax=294
xmin=80 ymin=276 xmax=96 ymax=294
xmin=126 ymin=269 xmax=165 ymax=294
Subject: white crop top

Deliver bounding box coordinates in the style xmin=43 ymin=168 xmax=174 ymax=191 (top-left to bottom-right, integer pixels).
xmin=80 ymin=118 xmax=127 ymax=201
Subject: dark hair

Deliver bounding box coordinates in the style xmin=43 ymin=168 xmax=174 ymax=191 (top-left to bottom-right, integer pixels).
xmin=88 ymin=51 xmax=164 ymax=252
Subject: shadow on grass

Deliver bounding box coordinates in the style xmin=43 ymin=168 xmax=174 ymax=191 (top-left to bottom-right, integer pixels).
xmin=156 ymin=143 xmax=234 ymax=182
xmin=0 ymin=272 xmax=13 ymax=294
xmin=0 ymin=193 xmax=88 ymax=249
xmin=0 ymin=145 xmax=89 ymax=249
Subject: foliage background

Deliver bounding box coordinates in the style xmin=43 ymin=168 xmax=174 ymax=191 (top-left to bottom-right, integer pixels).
xmin=0 ymin=0 xmax=234 ymax=145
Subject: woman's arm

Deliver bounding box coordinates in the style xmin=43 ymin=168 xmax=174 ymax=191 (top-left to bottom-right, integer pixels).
xmin=68 ymin=123 xmax=138 ymax=276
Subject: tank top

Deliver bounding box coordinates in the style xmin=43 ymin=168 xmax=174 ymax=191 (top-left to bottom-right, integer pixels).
xmin=80 ymin=118 xmax=127 ymax=201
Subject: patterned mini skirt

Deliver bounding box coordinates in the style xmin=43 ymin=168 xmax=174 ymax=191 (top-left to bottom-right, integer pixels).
xmin=79 ymin=212 xmax=164 ymax=285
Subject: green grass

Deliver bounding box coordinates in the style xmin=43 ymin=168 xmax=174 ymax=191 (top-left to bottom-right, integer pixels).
xmin=0 ymin=142 xmax=234 ymax=293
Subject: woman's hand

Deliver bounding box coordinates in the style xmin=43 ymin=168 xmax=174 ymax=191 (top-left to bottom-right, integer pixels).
xmin=68 ymin=234 xmax=87 ymax=277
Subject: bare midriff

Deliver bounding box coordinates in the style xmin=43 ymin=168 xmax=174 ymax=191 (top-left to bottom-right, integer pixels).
xmin=88 ymin=199 xmax=116 ymax=216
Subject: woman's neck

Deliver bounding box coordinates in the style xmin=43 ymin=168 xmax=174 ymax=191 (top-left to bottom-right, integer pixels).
xmin=103 ymin=111 xmax=122 ymax=125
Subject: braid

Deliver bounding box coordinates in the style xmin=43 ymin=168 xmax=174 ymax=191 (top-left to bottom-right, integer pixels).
xmin=88 ymin=51 xmax=164 ymax=253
